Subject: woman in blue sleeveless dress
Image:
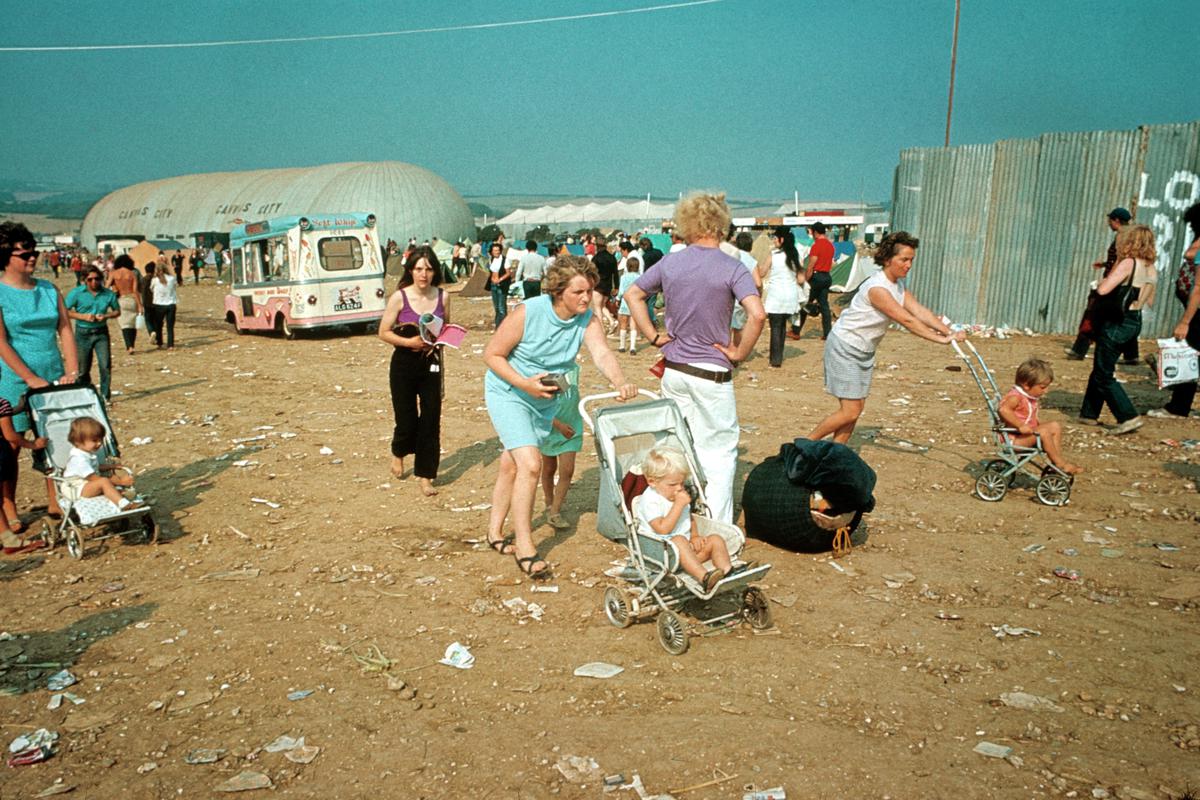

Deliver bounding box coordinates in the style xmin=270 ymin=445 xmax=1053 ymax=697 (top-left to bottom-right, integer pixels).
xmin=0 ymin=222 xmax=79 ymax=540
xmin=483 ymin=255 xmax=637 ymax=579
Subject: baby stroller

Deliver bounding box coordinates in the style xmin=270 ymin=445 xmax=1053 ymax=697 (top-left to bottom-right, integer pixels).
xmin=952 ymin=339 xmax=1073 ymax=506
xmin=580 ymin=390 xmax=772 ymax=655
xmin=26 ymin=384 xmax=157 ymax=559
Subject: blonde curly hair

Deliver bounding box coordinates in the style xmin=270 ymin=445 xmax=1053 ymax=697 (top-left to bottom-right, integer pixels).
xmin=1115 ymin=223 xmax=1156 ymax=264
xmin=674 ymin=192 xmax=732 ymax=244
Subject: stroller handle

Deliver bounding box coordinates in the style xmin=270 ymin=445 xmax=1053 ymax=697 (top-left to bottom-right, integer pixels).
xmin=579 ymin=389 xmax=661 ymax=432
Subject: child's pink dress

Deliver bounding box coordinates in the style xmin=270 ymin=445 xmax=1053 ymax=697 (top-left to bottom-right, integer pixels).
xmin=1003 ymin=385 xmax=1039 ymax=443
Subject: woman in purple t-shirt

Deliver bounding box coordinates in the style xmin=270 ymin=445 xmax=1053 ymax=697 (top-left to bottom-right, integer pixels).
xmin=624 ymin=193 xmax=765 ymax=523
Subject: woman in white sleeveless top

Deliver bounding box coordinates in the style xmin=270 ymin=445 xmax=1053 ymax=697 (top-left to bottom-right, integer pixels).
xmin=756 ymin=226 xmax=803 ymax=368
xmin=808 ymin=231 xmax=963 ymax=443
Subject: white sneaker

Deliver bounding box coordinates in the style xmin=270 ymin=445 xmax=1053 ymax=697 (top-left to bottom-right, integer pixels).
xmin=1105 ymin=416 xmax=1144 ymax=436
xmin=1075 ymin=416 xmax=1101 ymax=426
xmin=1146 ymin=408 xmax=1185 ymax=419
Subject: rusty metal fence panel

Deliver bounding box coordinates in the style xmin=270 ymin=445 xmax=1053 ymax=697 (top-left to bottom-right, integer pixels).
xmin=890 ymin=121 xmax=1200 ymax=338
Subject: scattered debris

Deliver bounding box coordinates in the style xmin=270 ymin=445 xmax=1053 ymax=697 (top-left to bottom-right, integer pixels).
xmin=286 ymin=689 xmax=314 ymax=701
xmin=972 ymin=741 xmax=1013 ymax=759
xmin=555 ymin=754 xmax=603 ymax=784
xmin=46 ymin=670 xmax=77 ymax=691
xmin=7 ymin=728 xmax=57 ymax=767
xmin=574 ymin=662 xmax=624 ymax=679
xmin=998 ymin=692 xmax=1064 ymax=712
xmin=992 ymin=624 xmax=1041 ymax=639
xmin=214 ymin=771 xmax=273 ymax=793
xmin=439 ymin=642 xmax=475 ymax=669
xmin=184 ymin=748 xmax=226 ymax=764
xmin=1053 ymin=567 xmax=1081 ymax=581
xmin=202 ymin=568 xmax=260 ymax=581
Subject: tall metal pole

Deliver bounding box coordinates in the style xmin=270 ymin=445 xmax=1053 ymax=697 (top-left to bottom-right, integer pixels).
xmin=944 ymin=0 xmax=960 ymax=147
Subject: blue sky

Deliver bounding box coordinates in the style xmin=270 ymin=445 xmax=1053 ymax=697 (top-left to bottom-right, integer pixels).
xmin=2 ymin=0 xmax=1197 ymax=202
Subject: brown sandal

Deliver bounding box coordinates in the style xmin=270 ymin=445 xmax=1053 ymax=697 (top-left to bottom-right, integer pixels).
xmin=702 ymin=569 xmax=725 ymax=592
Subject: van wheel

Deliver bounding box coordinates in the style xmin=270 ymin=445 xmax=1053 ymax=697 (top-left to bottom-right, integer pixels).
xmin=275 ymin=314 xmax=295 ymax=340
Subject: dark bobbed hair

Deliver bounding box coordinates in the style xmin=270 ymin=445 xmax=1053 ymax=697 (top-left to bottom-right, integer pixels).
xmin=525 ymin=239 xmax=538 ymax=251
xmin=1185 ymin=202 xmax=1200 ymax=240
xmin=0 ymin=220 xmax=35 ymax=266
xmin=398 ymin=245 xmax=443 ymax=288
xmin=114 ymin=254 xmax=134 ymax=270
xmin=773 ymin=226 xmax=800 ymax=272
xmin=873 ymin=231 xmax=920 ymax=266
xmin=809 ymin=221 xmax=827 ymax=235
xmin=735 ymin=232 xmax=753 ymax=252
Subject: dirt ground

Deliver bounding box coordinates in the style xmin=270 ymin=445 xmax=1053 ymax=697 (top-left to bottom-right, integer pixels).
xmin=2 ymin=277 xmax=1198 ymax=800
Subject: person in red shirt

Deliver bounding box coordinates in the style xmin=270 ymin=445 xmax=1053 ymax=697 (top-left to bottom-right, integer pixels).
xmin=791 ymin=222 xmax=835 ymax=339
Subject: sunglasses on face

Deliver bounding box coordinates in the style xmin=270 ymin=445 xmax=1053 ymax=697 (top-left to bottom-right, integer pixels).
xmin=11 ymin=250 xmax=38 ymax=261
xmin=85 ymin=276 xmax=102 ymax=282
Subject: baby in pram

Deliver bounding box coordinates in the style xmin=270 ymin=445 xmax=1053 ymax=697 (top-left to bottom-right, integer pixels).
xmin=635 ymin=446 xmax=733 ymax=592
xmin=63 ymin=416 xmax=143 ymax=510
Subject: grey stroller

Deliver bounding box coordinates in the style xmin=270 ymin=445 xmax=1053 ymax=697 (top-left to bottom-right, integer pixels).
xmin=26 ymin=384 xmax=157 ymax=559
xmin=953 ymin=339 xmax=1073 ymax=506
xmin=580 ymin=390 xmax=772 ymax=655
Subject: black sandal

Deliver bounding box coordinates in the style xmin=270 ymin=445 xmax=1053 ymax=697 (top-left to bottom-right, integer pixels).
xmin=486 ymin=534 xmax=515 ymax=555
xmin=514 ymin=552 xmax=552 ymax=581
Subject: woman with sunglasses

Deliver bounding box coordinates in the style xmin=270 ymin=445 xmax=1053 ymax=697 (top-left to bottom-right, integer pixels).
xmin=0 ymin=221 xmax=79 ymax=537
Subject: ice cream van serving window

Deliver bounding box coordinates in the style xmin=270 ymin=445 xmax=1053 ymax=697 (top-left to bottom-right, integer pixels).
xmin=318 ymin=236 xmax=363 ymax=272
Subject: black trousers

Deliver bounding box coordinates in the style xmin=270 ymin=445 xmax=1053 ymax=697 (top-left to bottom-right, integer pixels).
xmin=767 ymin=313 xmax=790 ymax=367
xmin=795 ymin=271 xmax=832 ymax=337
xmin=151 ymin=303 xmax=176 ymax=348
xmin=389 ymin=347 xmax=443 ymax=479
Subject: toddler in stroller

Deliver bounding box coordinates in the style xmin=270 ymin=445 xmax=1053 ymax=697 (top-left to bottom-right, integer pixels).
xmin=26 ymin=384 xmax=156 ymax=559
xmin=63 ymin=416 xmax=144 ymax=510
xmin=635 ymin=446 xmax=734 ymax=592
xmin=582 ymin=390 xmax=772 ymax=655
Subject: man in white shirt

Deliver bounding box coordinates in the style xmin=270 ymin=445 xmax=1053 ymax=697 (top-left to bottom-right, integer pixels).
xmin=512 ymin=239 xmax=547 ymax=299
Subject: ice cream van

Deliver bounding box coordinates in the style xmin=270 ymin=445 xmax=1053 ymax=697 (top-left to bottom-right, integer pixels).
xmin=224 ymin=213 xmax=386 ymax=338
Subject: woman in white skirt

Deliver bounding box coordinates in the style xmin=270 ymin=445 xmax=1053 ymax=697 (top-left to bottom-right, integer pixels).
xmin=808 ymin=231 xmax=963 ymax=443
xmin=757 ymin=226 xmax=804 ymax=368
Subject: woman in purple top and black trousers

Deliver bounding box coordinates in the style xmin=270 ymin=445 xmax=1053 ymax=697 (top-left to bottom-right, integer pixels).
xmin=624 ymin=193 xmax=766 ymax=523
xmin=378 ymin=246 xmax=450 ymax=497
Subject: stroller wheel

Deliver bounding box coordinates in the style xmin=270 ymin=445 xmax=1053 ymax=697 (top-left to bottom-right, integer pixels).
xmin=603 ymin=587 xmax=635 ymax=629
xmin=975 ymin=469 xmax=1009 ymax=502
xmin=656 ymin=610 xmax=689 ymax=655
xmin=741 ymin=587 xmax=773 ymax=630
xmin=985 ymin=460 xmax=1016 ymax=484
xmin=66 ymin=526 xmax=84 ymax=560
xmin=1036 ymin=473 xmax=1072 ymax=506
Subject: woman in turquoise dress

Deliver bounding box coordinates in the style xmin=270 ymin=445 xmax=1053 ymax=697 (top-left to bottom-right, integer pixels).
xmin=0 ymin=222 xmax=79 ymax=539
xmin=483 ymin=255 xmax=636 ymax=579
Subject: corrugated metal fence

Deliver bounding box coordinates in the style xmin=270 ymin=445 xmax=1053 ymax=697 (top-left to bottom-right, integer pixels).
xmin=891 ymin=121 xmax=1200 ymax=338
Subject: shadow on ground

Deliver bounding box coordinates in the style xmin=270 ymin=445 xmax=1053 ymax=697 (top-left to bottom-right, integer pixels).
xmin=0 ymin=603 xmax=157 ymax=695
xmin=137 ymin=448 xmax=253 ymax=541
xmin=437 ymin=437 xmax=502 ymax=486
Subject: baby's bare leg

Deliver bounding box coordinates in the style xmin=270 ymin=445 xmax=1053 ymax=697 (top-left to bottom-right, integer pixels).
xmin=705 ymin=535 xmax=732 ymax=572
xmin=671 ymin=536 xmax=708 ymax=582
xmin=1037 ymin=422 xmax=1082 ymax=474
xmin=82 ymin=475 xmax=126 ymax=505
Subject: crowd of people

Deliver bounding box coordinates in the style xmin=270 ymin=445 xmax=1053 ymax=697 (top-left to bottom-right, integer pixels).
xmin=3 ymin=194 xmax=1199 ymax=565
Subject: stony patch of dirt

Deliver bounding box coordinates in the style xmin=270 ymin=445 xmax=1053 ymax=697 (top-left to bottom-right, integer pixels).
xmin=1 ymin=280 xmax=1197 ymax=798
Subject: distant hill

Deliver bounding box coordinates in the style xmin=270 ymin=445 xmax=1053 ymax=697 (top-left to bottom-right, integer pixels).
xmin=0 ymin=178 xmax=112 ymax=221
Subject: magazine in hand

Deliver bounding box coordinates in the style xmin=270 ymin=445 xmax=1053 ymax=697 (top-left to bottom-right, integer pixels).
xmin=419 ymin=313 xmax=468 ymax=349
